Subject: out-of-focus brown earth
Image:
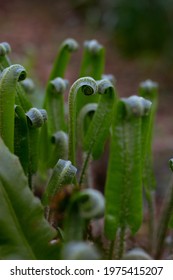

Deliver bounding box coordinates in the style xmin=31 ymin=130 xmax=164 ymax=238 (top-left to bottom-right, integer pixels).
xmin=1 ymin=1 xmax=173 ymax=206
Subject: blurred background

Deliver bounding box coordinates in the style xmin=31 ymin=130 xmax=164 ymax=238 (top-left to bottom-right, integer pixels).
xmin=1 ymin=0 xmax=173 ymax=195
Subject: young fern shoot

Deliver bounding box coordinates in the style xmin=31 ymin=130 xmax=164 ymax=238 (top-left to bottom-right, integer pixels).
xmin=39 ymin=78 xmax=69 ymax=171
xmin=78 ymin=79 xmax=117 ymax=186
xmin=68 ymin=77 xmax=98 ymax=169
xmin=42 ymin=159 xmax=77 ymax=225
xmin=0 ymin=64 xmax=26 ymax=152
xmin=26 ymin=107 xmax=47 ymax=187
xmin=40 ymin=39 xmax=78 ymax=174
xmin=0 ymin=42 xmax=11 ymax=70
xmin=139 ymin=80 xmax=158 ymax=252
xmin=104 ymin=95 xmax=152 ymax=259
xmin=77 ymin=40 xmax=105 ymax=115
xmin=64 ymin=188 xmax=105 ymax=242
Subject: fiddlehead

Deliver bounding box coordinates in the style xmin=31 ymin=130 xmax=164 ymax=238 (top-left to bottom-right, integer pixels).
xmin=25 ymin=108 xmax=48 ymax=187
xmin=20 ymin=78 xmax=35 ymax=94
xmin=0 ymin=42 xmax=11 ymax=56
xmin=139 ymin=79 xmax=158 ymax=97
xmin=49 ymin=131 xmax=68 ymax=168
xmin=64 ymin=189 xmax=105 ymax=242
xmin=75 ymin=189 xmax=105 ymax=219
xmin=122 ymin=95 xmax=151 ymax=117
xmin=42 ymin=159 xmax=77 ymax=206
xmin=102 ymin=74 xmax=116 ymax=86
xmin=0 ymin=64 xmax=26 ymax=152
xmin=48 ymin=38 xmax=79 ymax=81
xmin=123 ymin=248 xmax=152 ymax=260
xmin=80 ymin=39 xmax=104 ymax=79
xmin=62 ymin=241 xmax=99 ymax=260
xmin=68 ymin=77 xmax=98 ymax=167
xmin=0 ymin=42 xmax=11 ymax=69
xmin=45 ymin=77 xmax=69 ymax=134
xmin=26 ymin=108 xmax=47 ymax=128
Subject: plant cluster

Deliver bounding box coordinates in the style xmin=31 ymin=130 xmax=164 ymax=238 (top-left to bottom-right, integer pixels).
xmin=0 ymin=39 xmax=173 ymax=260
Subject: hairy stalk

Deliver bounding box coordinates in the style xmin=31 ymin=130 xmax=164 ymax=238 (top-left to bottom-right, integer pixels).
xmin=108 ymin=240 xmax=116 ymax=260
xmin=79 ymin=151 xmax=92 ymax=187
xmin=145 ymin=189 xmax=156 ymax=254
xmin=154 ymin=167 xmax=173 ymax=259
xmin=14 ymin=105 xmax=29 ymax=175
xmin=115 ymin=225 xmax=126 ymax=259
xmin=77 ymin=103 xmax=97 ymax=186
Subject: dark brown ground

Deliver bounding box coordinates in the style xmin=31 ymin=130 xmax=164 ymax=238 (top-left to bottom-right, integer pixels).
xmin=1 ymin=0 xmax=173 ymax=210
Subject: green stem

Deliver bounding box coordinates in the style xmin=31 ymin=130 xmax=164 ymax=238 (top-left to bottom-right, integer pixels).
xmin=108 ymin=240 xmax=116 ymax=260
xmin=154 ymin=175 xmax=173 ymax=259
xmin=115 ymin=226 xmax=126 ymax=260
xmin=48 ymin=38 xmax=78 ymax=80
xmin=145 ymin=189 xmax=156 ymax=255
xmin=78 ymin=152 xmax=91 ymax=187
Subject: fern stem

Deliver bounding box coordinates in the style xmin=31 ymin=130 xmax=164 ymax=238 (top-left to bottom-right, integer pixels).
xmin=78 ymin=152 xmax=91 ymax=187
xmin=154 ymin=174 xmax=173 ymax=259
xmin=115 ymin=226 xmax=126 ymax=259
xmin=145 ymin=189 xmax=156 ymax=255
xmin=108 ymin=240 xmax=116 ymax=260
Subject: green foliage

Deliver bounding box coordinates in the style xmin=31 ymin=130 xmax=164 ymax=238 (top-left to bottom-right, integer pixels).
xmin=0 ymin=38 xmax=172 ymax=260
xmin=0 ymin=138 xmax=59 ymax=260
